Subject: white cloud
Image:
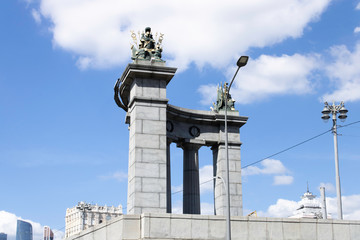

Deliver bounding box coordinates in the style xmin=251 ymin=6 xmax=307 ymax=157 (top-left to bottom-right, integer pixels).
xmin=199 ymin=53 xmax=320 ymax=105
xmin=201 ymin=202 xmax=215 ymax=215
xmin=199 ymin=165 xmax=214 ymax=194
xmin=242 ymin=159 xmax=294 ymax=186
xmin=31 ymin=9 xmax=41 ymax=24
xmin=76 ymin=57 xmax=93 ymax=70
xmin=321 ymin=43 xmax=360 ymax=102
xmin=31 ymin=0 xmax=330 ymax=69
xmin=260 ymin=193 xmax=360 ymax=220
xmin=356 ymin=3 xmax=360 ymax=10
xmin=262 ymin=199 xmax=299 ymax=218
xmin=242 ymin=159 xmax=288 ymax=176
xmin=273 ymin=175 xmax=294 ymax=185
xmin=342 ymin=194 xmax=360 ymax=220
xmin=171 ymin=201 xmax=215 ymax=215
xmin=318 ymin=194 xmax=360 ymax=220
xmin=355 ymin=27 xmax=360 ymax=33
xmin=99 ymin=170 xmax=127 ymax=182
xmin=0 ymin=211 xmax=64 ymax=240
xmin=171 ymin=201 xmax=182 ymax=214
xmin=319 ymin=182 xmax=336 ymax=193
xmin=0 ymin=211 xmax=17 ymax=239
xmin=200 ymin=43 xmax=360 ymax=105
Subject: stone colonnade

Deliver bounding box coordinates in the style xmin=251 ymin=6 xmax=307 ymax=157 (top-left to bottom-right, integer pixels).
xmin=116 ymin=62 xmax=247 ymax=216
xmin=166 ymin=105 xmax=247 ymax=216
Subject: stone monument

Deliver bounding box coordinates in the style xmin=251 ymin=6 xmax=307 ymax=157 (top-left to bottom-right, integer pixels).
xmin=114 ymin=27 xmax=247 ymax=216
xmin=65 ymin=27 xmax=360 ymax=240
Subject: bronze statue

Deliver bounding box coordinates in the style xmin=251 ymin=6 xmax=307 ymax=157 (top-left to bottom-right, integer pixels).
xmin=130 ymin=27 xmax=164 ymax=61
xmin=212 ymin=83 xmax=236 ymax=112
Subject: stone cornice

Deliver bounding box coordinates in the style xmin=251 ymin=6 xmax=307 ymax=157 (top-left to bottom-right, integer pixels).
xmin=167 ymin=104 xmax=248 ymax=127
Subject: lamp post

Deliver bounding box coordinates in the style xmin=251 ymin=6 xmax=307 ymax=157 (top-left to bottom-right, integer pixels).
xmin=321 ymin=101 xmax=348 ymax=220
xmin=224 ymin=56 xmax=248 ymax=240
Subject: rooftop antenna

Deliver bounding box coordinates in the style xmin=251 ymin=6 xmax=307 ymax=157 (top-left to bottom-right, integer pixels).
xmin=307 ymin=181 xmax=309 ymax=192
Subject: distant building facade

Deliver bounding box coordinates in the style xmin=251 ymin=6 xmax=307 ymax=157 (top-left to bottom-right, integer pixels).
xmin=290 ymin=189 xmax=327 ymax=219
xmin=43 ymin=226 xmax=54 ymax=240
xmin=16 ymin=220 xmax=33 ymax=240
xmin=65 ymin=202 xmax=122 ymax=238
xmin=0 ymin=233 xmax=7 ymax=240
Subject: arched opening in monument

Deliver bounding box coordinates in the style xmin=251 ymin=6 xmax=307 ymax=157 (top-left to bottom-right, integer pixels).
xmin=168 ymin=143 xmax=215 ymax=215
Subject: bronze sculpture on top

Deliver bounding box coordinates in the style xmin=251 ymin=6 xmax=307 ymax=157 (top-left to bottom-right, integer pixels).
xmin=212 ymin=83 xmax=236 ymax=112
xmin=130 ymin=27 xmax=164 ymax=62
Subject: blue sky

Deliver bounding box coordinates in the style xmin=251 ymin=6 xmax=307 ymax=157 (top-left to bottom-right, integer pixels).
xmin=1 ymin=0 xmax=360 ymax=239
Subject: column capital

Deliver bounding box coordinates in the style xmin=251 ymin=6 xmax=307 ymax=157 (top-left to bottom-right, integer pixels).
xmin=177 ymin=141 xmax=202 ymax=151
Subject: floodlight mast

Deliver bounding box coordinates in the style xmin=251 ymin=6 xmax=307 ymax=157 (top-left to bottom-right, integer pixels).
xmin=224 ymin=56 xmax=248 ymax=240
xmin=321 ymin=101 xmax=348 ymax=220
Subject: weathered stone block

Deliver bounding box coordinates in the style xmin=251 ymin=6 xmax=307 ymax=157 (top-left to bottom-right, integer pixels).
xmin=134 ymin=106 xmax=159 ymax=120
xmin=333 ymin=222 xmax=350 ymax=240
xmin=208 ymin=218 xmax=226 ymax=239
xmin=141 ymin=148 xmax=167 ymax=163
xmin=142 ymin=79 xmax=161 ymax=98
xmin=171 ymin=217 xmax=191 ymax=239
xmin=134 ymin=134 xmax=160 ymax=149
xmin=300 ymin=222 xmax=317 ymax=240
xmin=140 ymin=214 xmax=150 ymax=238
xmin=134 ymin=192 xmax=160 ymax=208
xmin=141 ymin=207 xmax=166 ymax=213
xmin=283 ymin=219 xmax=301 ymax=240
xmin=134 ymin=162 xmax=160 ymax=178
xmin=127 ymin=177 xmax=142 ymax=196
xmin=122 ymin=216 xmax=141 ymax=240
xmin=350 ymin=222 xmax=360 ymax=240
xmin=232 ymin=219 xmax=249 ymax=239
xmin=149 ymin=215 xmax=170 ymax=238
xmin=159 ymin=107 xmax=167 ymax=121
xmin=191 ymin=217 xmax=209 ymax=239
xmin=142 ymin=120 xmax=165 ymax=134
xmin=142 ymin=178 xmax=166 ymax=192
xmin=267 ymin=219 xmax=284 ymax=240
xmin=248 ymin=218 xmax=267 ymax=240
xmin=159 ymin=193 xmax=167 ymax=209
xmin=159 ymin=163 xmax=166 ymax=178
xmin=132 ymin=119 xmax=143 ymax=134
xmin=317 ymin=222 xmax=333 ymax=240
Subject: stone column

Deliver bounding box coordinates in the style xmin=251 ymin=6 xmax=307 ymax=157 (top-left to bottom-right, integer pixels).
xmin=181 ymin=143 xmax=201 ymax=214
xmin=211 ymin=145 xmax=218 ymax=215
xmin=214 ymin=142 xmax=242 ymax=216
xmin=120 ymin=63 xmax=176 ymax=214
xmin=166 ymin=140 xmax=172 ymax=213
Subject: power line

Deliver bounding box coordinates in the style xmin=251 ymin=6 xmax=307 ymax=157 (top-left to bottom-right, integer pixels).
xmin=170 ymin=120 xmax=360 ymax=195
xmin=172 ymin=178 xmax=214 ymax=196
xmin=241 ymin=129 xmax=332 ymax=169
xmin=338 ymin=120 xmax=360 ymax=129
xmin=242 ymin=120 xmax=360 ymax=169
xmin=36 ymin=225 xmax=66 ymax=240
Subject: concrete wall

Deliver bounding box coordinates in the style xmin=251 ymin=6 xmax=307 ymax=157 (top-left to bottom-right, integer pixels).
xmin=66 ymin=213 xmax=360 ymax=240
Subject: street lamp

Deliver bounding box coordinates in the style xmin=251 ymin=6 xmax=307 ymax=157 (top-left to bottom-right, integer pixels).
xmin=321 ymin=101 xmax=348 ymax=220
xmin=224 ymin=56 xmax=248 ymax=240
